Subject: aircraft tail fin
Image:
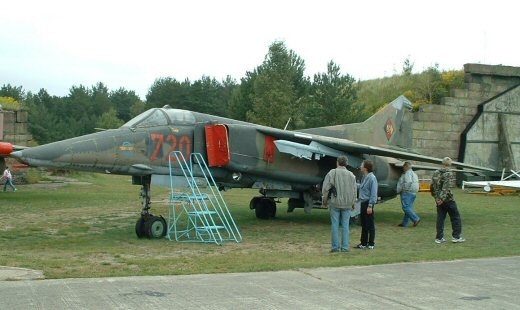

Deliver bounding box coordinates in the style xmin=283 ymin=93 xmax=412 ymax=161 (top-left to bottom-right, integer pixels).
xmin=300 ymin=95 xmax=414 ymax=149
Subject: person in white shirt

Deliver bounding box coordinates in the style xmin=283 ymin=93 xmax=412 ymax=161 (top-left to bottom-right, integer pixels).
xmin=396 ymin=161 xmax=420 ymax=227
xmin=2 ymin=167 xmax=17 ymax=192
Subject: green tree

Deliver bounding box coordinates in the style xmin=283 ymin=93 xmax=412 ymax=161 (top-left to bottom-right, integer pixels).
xmin=66 ymin=85 xmax=91 ymax=120
xmin=25 ymin=89 xmax=63 ymax=144
xmin=0 ymin=84 xmax=25 ymax=101
xmin=191 ymin=76 xmax=227 ymax=115
xmin=96 ymin=108 xmax=124 ymax=129
xmin=146 ymin=77 xmax=191 ymax=109
xmin=228 ymin=70 xmax=257 ymax=121
xmin=91 ymin=82 xmax=113 ymax=116
xmin=246 ymin=41 xmax=310 ymax=129
xmin=415 ymin=64 xmax=445 ymax=104
xmin=304 ymin=61 xmax=358 ymax=127
xmin=129 ymin=101 xmax=146 ymax=118
xmin=110 ymin=88 xmax=142 ymax=122
xmin=402 ymin=57 xmax=414 ymax=76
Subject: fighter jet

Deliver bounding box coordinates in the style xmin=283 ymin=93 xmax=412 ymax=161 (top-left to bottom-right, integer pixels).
xmin=3 ymin=96 xmax=494 ymax=238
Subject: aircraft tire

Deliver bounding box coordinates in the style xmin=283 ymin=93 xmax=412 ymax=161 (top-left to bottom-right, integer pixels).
xmin=268 ymin=199 xmax=276 ymax=218
xmin=255 ymin=198 xmax=276 ymax=219
xmin=135 ymin=218 xmax=147 ymax=238
xmin=249 ymin=197 xmax=260 ymax=210
xmin=144 ymin=216 xmax=167 ymax=238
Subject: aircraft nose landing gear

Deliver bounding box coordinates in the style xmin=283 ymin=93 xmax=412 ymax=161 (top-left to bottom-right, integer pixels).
xmin=135 ymin=214 xmax=167 ymax=239
xmin=134 ymin=175 xmax=167 ymax=239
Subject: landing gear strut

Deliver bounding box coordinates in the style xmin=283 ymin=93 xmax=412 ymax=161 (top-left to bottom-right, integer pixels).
xmin=250 ymin=196 xmax=276 ymax=219
xmin=134 ymin=175 xmax=166 ymax=239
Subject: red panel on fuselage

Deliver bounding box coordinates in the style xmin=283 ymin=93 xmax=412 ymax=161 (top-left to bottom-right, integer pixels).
xmin=264 ymin=136 xmax=276 ymax=163
xmin=205 ymin=124 xmax=230 ymax=167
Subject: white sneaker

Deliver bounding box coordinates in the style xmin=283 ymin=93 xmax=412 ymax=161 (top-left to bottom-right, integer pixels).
xmin=452 ymin=237 xmax=465 ymax=243
xmin=435 ymin=238 xmax=446 ymax=244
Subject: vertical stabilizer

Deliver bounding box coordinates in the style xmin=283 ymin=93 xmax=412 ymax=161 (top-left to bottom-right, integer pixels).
xmin=300 ymin=95 xmax=413 ymax=149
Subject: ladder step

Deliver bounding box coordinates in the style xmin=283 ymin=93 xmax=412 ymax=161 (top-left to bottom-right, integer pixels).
xmin=195 ymin=225 xmax=225 ymax=231
xmin=188 ymin=211 xmax=217 ymax=216
xmin=171 ymin=193 xmax=210 ymax=201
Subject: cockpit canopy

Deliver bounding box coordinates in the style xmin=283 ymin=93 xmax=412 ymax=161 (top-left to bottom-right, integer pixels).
xmin=121 ymin=107 xmax=196 ymax=129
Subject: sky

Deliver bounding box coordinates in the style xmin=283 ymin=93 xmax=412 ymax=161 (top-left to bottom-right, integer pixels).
xmin=1 ymin=0 xmax=519 ymax=100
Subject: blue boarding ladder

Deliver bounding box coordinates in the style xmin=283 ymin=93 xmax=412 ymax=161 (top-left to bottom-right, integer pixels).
xmin=167 ymin=151 xmax=242 ymax=245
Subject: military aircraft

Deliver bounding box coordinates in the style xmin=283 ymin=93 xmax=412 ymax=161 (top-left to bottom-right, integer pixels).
xmin=2 ymin=96 xmax=494 ymax=239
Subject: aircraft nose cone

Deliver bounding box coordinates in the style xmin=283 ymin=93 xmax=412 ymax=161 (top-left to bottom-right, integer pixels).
xmin=9 ymin=143 xmax=72 ymax=168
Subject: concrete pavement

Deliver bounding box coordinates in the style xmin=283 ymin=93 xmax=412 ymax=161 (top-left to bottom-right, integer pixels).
xmin=1 ymin=256 xmax=519 ymax=309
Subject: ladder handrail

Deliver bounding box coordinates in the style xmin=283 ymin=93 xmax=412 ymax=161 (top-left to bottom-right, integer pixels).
xmin=190 ymin=153 xmax=242 ymax=242
xmin=169 ymin=151 xmax=223 ymax=244
xmin=167 ymin=150 xmax=242 ymax=244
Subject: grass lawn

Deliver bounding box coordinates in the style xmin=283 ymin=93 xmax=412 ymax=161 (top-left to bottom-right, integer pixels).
xmin=0 ymin=173 xmax=519 ymax=279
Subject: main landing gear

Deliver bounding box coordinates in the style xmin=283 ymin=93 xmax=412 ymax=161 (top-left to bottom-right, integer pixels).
xmin=134 ymin=175 xmax=167 ymax=239
xmin=250 ymin=196 xmax=276 ymax=219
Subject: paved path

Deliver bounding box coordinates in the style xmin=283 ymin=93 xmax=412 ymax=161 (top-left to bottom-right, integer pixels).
xmin=1 ymin=256 xmax=519 ymax=309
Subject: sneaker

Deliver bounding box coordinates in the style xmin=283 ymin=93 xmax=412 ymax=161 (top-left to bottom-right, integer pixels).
xmin=397 ymin=223 xmax=405 ymax=227
xmin=413 ymin=219 xmax=421 ymax=227
xmin=367 ymin=245 xmax=375 ymax=249
xmin=330 ymin=249 xmax=340 ymax=253
xmin=452 ymin=237 xmax=466 ymax=243
xmin=355 ymin=243 xmax=366 ymax=249
xmin=435 ymin=238 xmax=446 ymax=244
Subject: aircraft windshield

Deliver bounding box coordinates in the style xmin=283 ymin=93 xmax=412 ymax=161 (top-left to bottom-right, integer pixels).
xmin=122 ymin=109 xmax=168 ymax=128
xmin=121 ymin=108 xmax=196 ymax=128
xmin=164 ymin=109 xmax=196 ymax=125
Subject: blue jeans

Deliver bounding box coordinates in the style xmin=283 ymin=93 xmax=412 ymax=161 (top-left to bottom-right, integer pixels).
xmin=400 ymin=192 xmax=419 ymax=226
xmin=3 ymin=178 xmax=16 ymax=192
xmin=330 ymin=207 xmax=352 ymax=251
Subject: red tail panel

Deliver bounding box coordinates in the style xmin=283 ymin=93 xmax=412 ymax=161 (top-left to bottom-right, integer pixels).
xmin=205 ymin=125 xmax=230 ymax=167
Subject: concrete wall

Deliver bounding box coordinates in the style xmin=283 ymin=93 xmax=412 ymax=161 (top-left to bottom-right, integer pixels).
xmin=1 ymin=110 xmax=32 ymax=146
xmin=412 ymin=63 xmax=520 ymax=175
xmin=462 ymin=85 xmax=520 ymax=170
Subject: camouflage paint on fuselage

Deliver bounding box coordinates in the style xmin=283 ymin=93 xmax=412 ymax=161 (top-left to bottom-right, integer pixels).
xmin=11 ymin=102 xmax=418 ymax=203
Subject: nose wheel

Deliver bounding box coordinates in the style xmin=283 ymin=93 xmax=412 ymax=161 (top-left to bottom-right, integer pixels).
xmin=134 ymin=175 xmax=166 ymax=239
xmin=135 ymin=215 xmax=167 ymax=239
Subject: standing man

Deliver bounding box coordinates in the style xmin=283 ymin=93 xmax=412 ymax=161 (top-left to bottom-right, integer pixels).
xmin=431 ymin=157 xmax=465 ymax=243
xmin=356 ymin=160 xmax=378 ymax=249
xmin=322 ymin=155 xmax=357 ymax=253
xmin=2 ymin=166 xmax=17 ymax=192
xmin=397 ymin=161 xmax=420 ymax=227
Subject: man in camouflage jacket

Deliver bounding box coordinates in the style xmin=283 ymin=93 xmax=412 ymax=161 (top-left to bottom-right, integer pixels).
xmin=431 ymin=157 xmax=465 ymax=244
